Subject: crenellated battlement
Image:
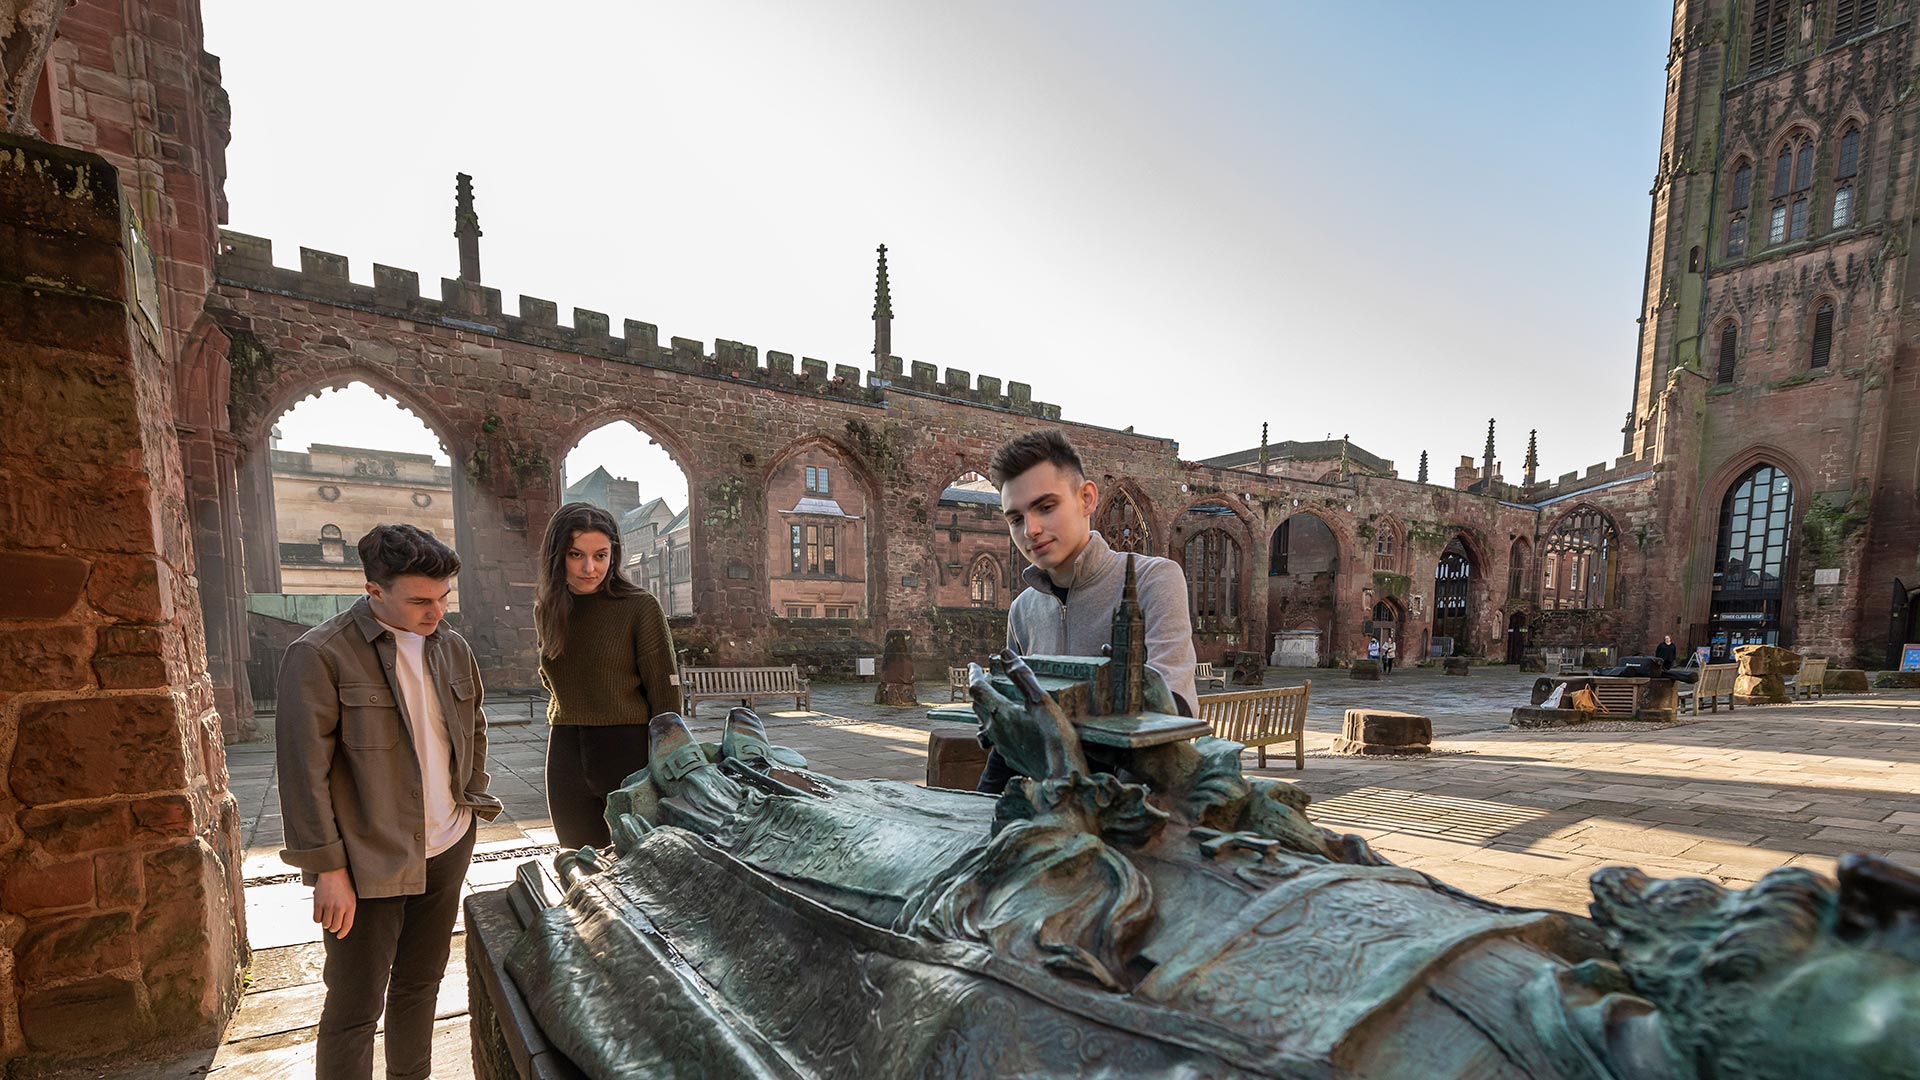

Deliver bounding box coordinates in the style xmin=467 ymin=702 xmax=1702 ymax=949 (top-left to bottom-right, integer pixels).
xmin=870 ymin=355 xmax=1061 ymax=420
xmin=1525 ymin=450 xmax=1657 ymax=506
xmin=214 ymin=231 xmax=1064 ymax=420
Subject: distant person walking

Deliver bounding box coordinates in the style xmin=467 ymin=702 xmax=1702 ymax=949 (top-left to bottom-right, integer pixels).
xmin=536 ymin=502 xmax=681 ymax=850
xmin=1368 ymin=637 xmax=1381 ymax=664
xmin=1654 ymin=634 xmax=1678 ymax=669
xmin=1382 ymin=635 xmax=1397 ymax=675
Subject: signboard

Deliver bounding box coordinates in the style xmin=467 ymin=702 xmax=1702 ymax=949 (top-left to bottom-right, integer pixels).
xmin=1693 ymin=646 xmax=1711 ymax=669
xmin=1901 ymin=644 xmax=1920 ymax=673
xmin=1814 ymin=568 xmax=1841 ymax=586
xmin=1717 ymin=612 xmax=1767 ymax=623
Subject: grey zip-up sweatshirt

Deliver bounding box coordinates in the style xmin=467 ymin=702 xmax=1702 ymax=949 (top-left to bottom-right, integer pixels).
xmin=1006 ymin=530 xmax=1200 ymax=715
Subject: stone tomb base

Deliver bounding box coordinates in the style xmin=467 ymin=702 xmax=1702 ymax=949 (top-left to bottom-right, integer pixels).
xmin=1333 ymin=709 xmax=1432 ymax=756
xmin=1442 ymin=657 xmax=1471 ymax=676
xmin=1349 ymin=660 xmax=1381 ymax=681
xmin=925 ymin=726 xmax=989 ymax=790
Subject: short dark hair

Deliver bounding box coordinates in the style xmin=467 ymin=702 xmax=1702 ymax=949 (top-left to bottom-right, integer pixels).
xmin=989 ymin=428 xmax=1085 ymax=487
xmin=358 ymin=524 xmax=460 ymax=587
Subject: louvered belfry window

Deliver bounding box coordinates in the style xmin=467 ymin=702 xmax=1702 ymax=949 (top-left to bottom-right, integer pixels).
xmin=1811 ymin=303 xmax=1834 ymax=368
xmin=1718 ymin=322 xmax=1738 ymax=385
xmin=1836 ymin=0 xmax=1879 ymax=41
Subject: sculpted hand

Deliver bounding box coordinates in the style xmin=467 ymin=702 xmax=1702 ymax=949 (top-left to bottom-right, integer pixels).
xmin=313 ymin=868 xmax=356 ymax=939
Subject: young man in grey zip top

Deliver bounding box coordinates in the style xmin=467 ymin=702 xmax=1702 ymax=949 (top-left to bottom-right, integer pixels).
xmin=977 ymin=429 xmax=1199 ymax=793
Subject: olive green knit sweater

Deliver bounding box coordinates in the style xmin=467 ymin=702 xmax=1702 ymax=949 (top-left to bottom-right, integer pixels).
xmin=539 ymin=590 xmax=681 ymax=726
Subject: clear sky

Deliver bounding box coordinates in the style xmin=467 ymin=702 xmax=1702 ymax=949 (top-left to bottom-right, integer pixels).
xmin=218 ymin=0 xmax=1673 ymax=495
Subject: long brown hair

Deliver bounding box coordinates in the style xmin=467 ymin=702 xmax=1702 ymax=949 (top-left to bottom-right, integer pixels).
xmin=536 ymin=501 xmax=644 ymax=659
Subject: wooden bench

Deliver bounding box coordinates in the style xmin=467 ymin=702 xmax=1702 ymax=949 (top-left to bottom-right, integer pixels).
xmin=1677 ymin=663 xmax=1737 ymax=714
xmin=1198 ymin=681 xmax=1310 ymax=770
xmin=682 ymin=665 xmax=810 ymax=718
xmin=948 ymin=666 xmax=969 ymax=702
xmin=1194 ymin=662 xmax=1228 ymax=693
xmin=1787 ymin=657 xmax=1828 ymax=699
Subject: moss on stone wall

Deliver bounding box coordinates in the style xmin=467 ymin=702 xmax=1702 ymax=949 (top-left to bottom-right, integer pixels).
xmin=1372 ymin=571 xmax=1411 ymax=599
xmin=703 ymin=475 xmax=748 ymax=530
xmin=1801 ymin=492 xmax=1869 ymax=570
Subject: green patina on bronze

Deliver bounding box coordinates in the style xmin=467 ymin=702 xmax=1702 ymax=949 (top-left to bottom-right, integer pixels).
xmin=492 ymin=560 xmax=1920 ymax=1079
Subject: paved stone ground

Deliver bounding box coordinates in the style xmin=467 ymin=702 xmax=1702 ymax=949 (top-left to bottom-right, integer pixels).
xmin=112 ymin=666 xmax=1920 ymax=1079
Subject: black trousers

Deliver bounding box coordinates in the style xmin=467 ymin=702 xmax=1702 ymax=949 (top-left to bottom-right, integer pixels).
xmin=316 ymin=818 xmax=476 ymax=1080
xmin=546 ymin=723 xmax=651 ymax=850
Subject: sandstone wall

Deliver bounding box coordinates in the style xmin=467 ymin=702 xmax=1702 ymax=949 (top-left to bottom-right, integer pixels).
xmin=0 ymin=134 xmax=246 ymax=1072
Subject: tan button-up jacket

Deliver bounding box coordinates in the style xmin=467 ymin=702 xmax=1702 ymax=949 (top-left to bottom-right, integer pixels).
xmin=275 ymin=597 xmax=504 ymax=898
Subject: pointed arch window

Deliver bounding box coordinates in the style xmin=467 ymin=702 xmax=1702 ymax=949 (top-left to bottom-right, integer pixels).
xmin=968 ymin=554 xmax=1000 ymax=607
xmin=1184 ymin=528 xmax=1241 ymax=634
xmin=1810 ymin=301 xmax=1835 ymax=368
xmin=1097 ymin=489 xmax=1150 ymax=554
xmin=1726 ymin=157 xmax=1753 ymax=257
xmin=1768 ymin=132 xmax=1814 ymax=246
xmin=1717 ymin=321 xmax=1738 ymax=385
xmin=1507 ymin=538 xmax=1529 ymax=601
xmin=1542 ymin=508 xmax=1617 ymax=610
xmin=1832 ymin=184 xmax=1854 ymax=229
xmin=1730 ymin=160 xmax=1752 ymax=211
xmin=1373 ymin=523 xmax=1400 ymax=572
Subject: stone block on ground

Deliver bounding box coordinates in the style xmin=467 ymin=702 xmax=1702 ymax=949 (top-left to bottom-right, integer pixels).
xmin=1734 ymin=644 xmax=1799 ymax=703
xmin=925 ymin=726 xmax=988 ymax=791
xmin=1349 ymin=659 xmax=1381 ymax=681
xmin=1826 ymin=668 xmax=1870 ymax=692
xmin=1333 ymin=709 xmax=1431 ymax=755
xmin=1874 ymin=670 xmax=1920 ymax=689
xmin=1443 ymin=657 xmax=1471 ymax=676
xmin=1510 ymin=706 xmax=1586 ymax=729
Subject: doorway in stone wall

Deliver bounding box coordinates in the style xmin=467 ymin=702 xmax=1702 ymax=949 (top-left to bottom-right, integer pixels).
xmin=1506 ymin=611 xmax=1528 ymax=664
xmin=1433 ymin=538 xmax=1474 ymax=652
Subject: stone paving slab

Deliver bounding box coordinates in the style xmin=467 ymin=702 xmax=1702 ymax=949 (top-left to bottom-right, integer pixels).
xmin=145 ymin=674 xmax=1920 ymax=1080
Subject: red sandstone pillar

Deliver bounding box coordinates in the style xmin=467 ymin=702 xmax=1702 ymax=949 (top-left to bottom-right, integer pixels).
xmin=0 ymin=134 xmax=247 ymax=1071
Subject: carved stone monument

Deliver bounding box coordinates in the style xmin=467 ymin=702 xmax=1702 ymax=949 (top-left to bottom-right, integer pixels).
xmin=874 ymin=627 xmax=917 ymax=705
xmin=466 ymin=561 xmax=1920 ymax=1079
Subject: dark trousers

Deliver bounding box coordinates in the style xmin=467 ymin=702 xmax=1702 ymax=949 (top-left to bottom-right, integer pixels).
xmin=546 ymin=724 xmax=650 ymax=850
xmin=976 ymin=746 xmax=1018 ymax=795
xmin=316 ymin=818 xmax=476 ymax=1080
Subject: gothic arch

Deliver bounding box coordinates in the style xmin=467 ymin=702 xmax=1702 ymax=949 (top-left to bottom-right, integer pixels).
xmin=240 ymin=360 xmax=459 ymax=458
xmin=550 ymin=402 xmax=703 ymax=496
xmin=762 ymin=434 xmax=884 ymax=623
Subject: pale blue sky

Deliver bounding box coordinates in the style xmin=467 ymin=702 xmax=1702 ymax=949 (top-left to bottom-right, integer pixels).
xmin=224 ymin=0 xmax=1673 ymax=500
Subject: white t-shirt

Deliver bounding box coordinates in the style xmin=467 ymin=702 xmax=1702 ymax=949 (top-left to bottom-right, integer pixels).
xmin=379 ymin=619 xmax=473 ymax=857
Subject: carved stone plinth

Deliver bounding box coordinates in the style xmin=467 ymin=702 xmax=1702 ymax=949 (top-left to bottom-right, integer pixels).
xmin=1334 ymin=709 xmax=1431 ymax=755
xmin=925 ymin=726 xmax=987 ymax=791
xmin=1827 ymin=668 xmax=1870 ymax=693
xmin=1349 ymin=659 xmax=1381 ymax=681
xmin=1443 ymin=657 xmax=1471 ymax=676
xmin=1734 ymin=644 xmax=1799 ymax=703
xmin=875 ymin=628 xmax=917 ymax=705
xmin=1874 ymin=671 xmax=1920 ymax=689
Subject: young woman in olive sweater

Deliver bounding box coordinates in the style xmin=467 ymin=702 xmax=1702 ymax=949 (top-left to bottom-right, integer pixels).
xmin=536 ymin=502 xmax=682 ymax=850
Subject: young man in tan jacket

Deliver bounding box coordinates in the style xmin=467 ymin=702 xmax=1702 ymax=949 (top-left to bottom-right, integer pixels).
xmin=276 ymin=524 xmax=503 ymax=1080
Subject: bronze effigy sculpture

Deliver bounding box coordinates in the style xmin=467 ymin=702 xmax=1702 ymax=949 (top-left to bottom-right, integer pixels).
xmin=488 ymin=561 xmax=1920 ymax=1079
